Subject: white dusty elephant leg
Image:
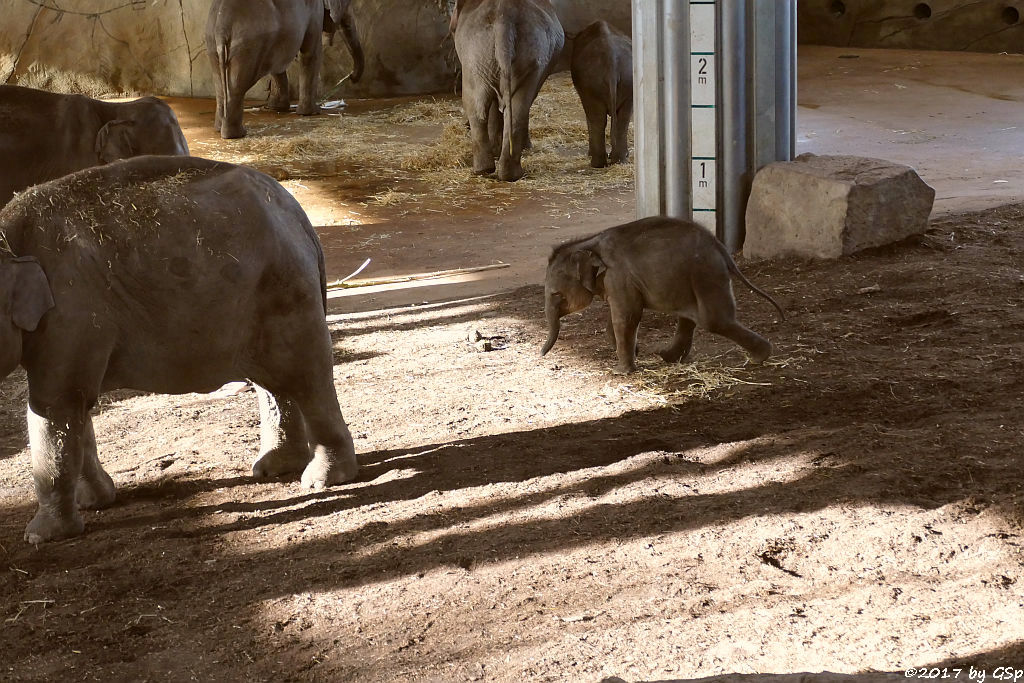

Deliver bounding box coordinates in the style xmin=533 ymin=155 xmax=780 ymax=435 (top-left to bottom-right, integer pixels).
xmin=25 ymin=404 xmax=88 ymax=543
xmin=251 ymin=385 xmax=311 ymax=478
xmin=75 ymin=414 xmax=116 ymax=510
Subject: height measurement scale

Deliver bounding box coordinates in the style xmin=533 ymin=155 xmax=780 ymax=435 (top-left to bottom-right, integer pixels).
xmin=631 ymin=0 xmax=796 ymax=252
xmin=689 ymin=0 xmax=717 ymax=232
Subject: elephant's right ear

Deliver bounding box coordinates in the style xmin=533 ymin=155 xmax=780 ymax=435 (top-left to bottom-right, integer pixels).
xmin=10 ymin=257 xmax=54 ymax=332
xmin=95 ymin=119 xmax=136 ymax=164
xmin=572 ymin=249 xmax=606 ymax=294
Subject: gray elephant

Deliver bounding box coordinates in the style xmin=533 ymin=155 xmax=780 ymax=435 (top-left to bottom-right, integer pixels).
xmin=206 ymin=0 xmax=365 ymax=139
xmin=570 ymin=20 xmax=633 ymax=168
xmin=0 ymin=155 xmax=359 ymax=543
xmin=451 ymin=0 xmax=565 ymax=181
xmin=541 ymin=217 xmax=785 ymax=374
xmin=0 ymin=84 xmax=189 ymax=207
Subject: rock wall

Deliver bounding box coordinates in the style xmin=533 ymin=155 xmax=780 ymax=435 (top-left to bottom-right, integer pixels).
xmin=799 ymin=0 xmax=1024 ymax=52
xmin=0 ymin=0 xmax=631 ymax=99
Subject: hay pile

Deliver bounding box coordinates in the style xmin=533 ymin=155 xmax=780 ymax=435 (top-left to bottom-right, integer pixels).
xmin=195 ymin=73 xmax=634 ymax=212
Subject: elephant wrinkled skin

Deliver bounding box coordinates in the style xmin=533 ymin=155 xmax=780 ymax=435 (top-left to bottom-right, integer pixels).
xmin=0 ymin=85 xmax=189 ymax=207
xmin=541 ymin=217 xmax=786 ymax=374
xmin=570 ymin=20 xmax=633 ymax=168
xmin=452 ymin=0 xmax=565 ymax=181
xmin=0 ymin=155 xmax=359 ymax=544
xmin=206 ymin=0 xmax=365 ymax=139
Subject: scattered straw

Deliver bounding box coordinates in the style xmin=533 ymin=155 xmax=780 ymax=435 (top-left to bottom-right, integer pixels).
xmin=624 ymin=352 xmax=808 ymax=404
xmin=199 ymin=74 xmax=634 ymax=212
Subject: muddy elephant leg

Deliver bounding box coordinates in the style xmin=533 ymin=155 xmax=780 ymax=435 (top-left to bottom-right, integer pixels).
xmin=266 ymin=72 xmax=292 ymax=112
xmin=464 ymin=80 xmax=496 ymax=176
xmin=296 ymin=31 xmax=324 ymax=116
xmin=606 ymin=291 xmax=643 ymax=374
xmin=497 ymin=85 xmax=537 ymax=182
xmin=76 ymin=414 xmax=116 ymax=510
xmin=609 ymin=97 xmax=633 ymax=165
xmin=251 ymin=384 xmax=311 ymax=478
xmin=24 ymin=403 xmax=89 ymax=543
xmin=659 ymin=317 xmax=697 ymax=364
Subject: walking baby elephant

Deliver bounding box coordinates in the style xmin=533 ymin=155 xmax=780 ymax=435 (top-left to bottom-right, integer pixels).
xmin=541 ymin=217 xmax=785 ymax=374
xmin=0 ymin=155 xmax=359 ymax=543
xmin=0 ymin=84 xmax=189 ymax=207
xmin=451 ymin=0 xmax=565 ymax=181
xmin=570 ymin=21 xmax=633 ymax=168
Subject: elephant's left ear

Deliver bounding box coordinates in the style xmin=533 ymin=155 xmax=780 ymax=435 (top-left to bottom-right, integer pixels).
xmin=10 ymin=256 xmax=54 ymax=332
xmin=95 ymin=120 xmax=136 ymax=164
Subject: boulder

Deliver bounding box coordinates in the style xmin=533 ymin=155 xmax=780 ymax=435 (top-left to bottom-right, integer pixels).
xmin=744 ymin=153 xmax=935 ymax=260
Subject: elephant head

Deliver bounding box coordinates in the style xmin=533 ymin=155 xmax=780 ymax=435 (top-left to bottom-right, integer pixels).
xmin=95 ymin=97 xmax=189 ymax=165
xmin=540 ymin=245 xmax=606 ymax=355
xmin=0 ymin=254 xmax=54 ymax=380
xmin=324 ymin=0 xmax=365 ymax=83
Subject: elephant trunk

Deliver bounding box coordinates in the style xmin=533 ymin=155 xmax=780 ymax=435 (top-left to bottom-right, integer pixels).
xmin=338 ymin=8 xmax=365 ymax=83
xmin=540 ymin=294 xmax=562 ymax=356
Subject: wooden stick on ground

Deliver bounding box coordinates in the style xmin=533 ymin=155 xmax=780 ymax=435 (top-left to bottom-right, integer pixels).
xmin=326 ymin=262 xmax=510 ymax=290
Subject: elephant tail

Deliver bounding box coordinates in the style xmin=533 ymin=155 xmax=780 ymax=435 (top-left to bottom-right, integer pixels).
xmin=718 ymin=240 xmax=786 ymax=322
xmin=494 ymin=20 xmax=515 ymax=158
xmin=216 ymin=40 xmax=230 ymax=106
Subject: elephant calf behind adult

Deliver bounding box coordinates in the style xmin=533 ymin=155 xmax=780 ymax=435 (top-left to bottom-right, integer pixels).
xmin=0 ymin=155 xmax=359 ymax=543
xmin=452 ymin=0 xmax=565 ymax=181
xmin=0 ymin=84 xmax=189 ymax=207
xmin=570 ymin=21 xmax=633 ymax=168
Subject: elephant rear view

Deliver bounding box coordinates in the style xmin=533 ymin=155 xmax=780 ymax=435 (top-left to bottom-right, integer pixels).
xmin=0 ymin=84 xmax=189 ymax=207
xmin=452 ymin=0 xmax=565 ymax=181
xmin=0 ymin=155 xmax=359 ymax=543
xmin=206 ymin=0 xmax=364 ymax=139
xmin=570 ymin=21 xmax=633 ymax=168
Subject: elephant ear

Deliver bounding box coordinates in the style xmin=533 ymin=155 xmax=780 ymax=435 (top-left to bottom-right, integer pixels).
xmin=95 ymin=120 xmax=136 ymax=164
xmin=572 ymin=249 xmax=606 ymax=294
xmin=10 ymin=256 xmax=54 ymax=332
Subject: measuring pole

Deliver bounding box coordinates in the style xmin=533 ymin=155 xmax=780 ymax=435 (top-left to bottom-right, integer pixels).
xmin=632 ymin=0 xmax=796 ymax=252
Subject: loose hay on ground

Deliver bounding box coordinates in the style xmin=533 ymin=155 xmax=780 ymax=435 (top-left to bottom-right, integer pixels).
xmin=198 ymin=74 xmax=634 ymax=211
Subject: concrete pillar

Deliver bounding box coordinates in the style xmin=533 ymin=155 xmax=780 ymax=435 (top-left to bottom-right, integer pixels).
xmin=632 ymin=0 xmax=797 ymax=252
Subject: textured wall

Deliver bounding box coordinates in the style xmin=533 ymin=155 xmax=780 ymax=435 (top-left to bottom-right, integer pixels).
xmin=799 ymin=0 xmax=1024 ymax=52
xmin=0 ymin=0 xmax=631 ymax=99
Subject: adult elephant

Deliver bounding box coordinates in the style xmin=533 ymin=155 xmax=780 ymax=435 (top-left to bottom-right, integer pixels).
xmin=0 ymin=155 xmax=360 ymax=543
xmin=451 ymin=0 xmax=565 ymax=181
xmin=0 ymin=85 xmax=189 ymax=207
xmin=206 ymin=0 xmax=365 ymax=139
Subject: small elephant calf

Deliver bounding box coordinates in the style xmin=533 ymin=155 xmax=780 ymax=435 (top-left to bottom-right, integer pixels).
xmin=541 ymin=216 xmax=785 ymax=374
xmin=570 ymin=20 xmax=633 ymax=168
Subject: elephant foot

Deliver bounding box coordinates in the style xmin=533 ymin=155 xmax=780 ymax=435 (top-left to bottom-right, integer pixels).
xmin=658 ymin=348 xmax=690 ymax=364
xmin=497 ymin=160 xmax=524 ymax=182
xmin=612 ymin=361 xmax=637 ymax=375
xmin=296 ymin=104 xmax=321 ymax=116
xmin=590 ymin=156 xmax=609 ymax=169
xmin=76 ymin=473 xmax=116 ymax=510
xmin=610 ymin=153 xmax=629 ymax=165
xmin=252 ymin=443 xmax=311 ymax=479
xmin=220 ymin=124 xmax=247 ymax=140
xmin=746 ymin=341 xmax=773 ymax=365
xmin=25 ymin=507 xmax=84 ymax=544
xmin=472 ymin=164 xmax=496 ymax=176
xmin=265 ymin=102 xmax=292 ymax=113
xmin=300 ymin=449 xmax=359 ymax=490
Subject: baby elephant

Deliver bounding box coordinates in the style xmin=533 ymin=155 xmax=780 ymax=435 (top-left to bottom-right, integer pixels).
xmin=570 ymin=20 xmax=633 ymax=168
xmin=541 ymin=216 xmax=785 ymax=374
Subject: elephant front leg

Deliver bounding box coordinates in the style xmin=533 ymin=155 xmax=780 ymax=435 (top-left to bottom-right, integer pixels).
xmin=76 ymin=414 xmax=116 ymax=510
xmin=266 ymin=72 xmax=292 ymax=112
xmin=251 ymin=385 xmax=311 ymax=478
xmin=24 ymin=404 xmax=88 ymax=543
xmin=607 ymin=295 xmax=643 ymax=375
xmin=296 ymin=34 xmax=324 ymax=116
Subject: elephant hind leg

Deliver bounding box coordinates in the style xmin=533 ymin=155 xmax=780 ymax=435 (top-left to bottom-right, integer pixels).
xmin=497 ymin=85 xmax=537 ymax=182
xmin=464 ymin=81 xmax=497 ymax=176
xmin=705 ymin=316 xmax=773 ymax=364
xmin=251 ymin=384 xmax=311 ymax=479
xmin=609 ymin=94 xmax=633 ymax=165
xmin=296 ymin=31 xmax=324 ymax=117
xmin=266 ymin=72 xmax=292 ymax=113
xmin=76 ymin=414 xmax=116 ymax=510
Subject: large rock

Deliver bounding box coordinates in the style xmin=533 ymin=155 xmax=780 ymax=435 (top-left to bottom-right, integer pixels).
xmin=744 ymin=153 xmax=935 ymax=260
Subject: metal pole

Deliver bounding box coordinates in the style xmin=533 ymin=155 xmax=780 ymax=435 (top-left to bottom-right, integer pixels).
xmin=632 ymin=0 xmax=665 ymax=217
xmin=663 ymin=0 xmax=690 ymax=218
xmin=718 ymin=0 xmax=747 ymax=252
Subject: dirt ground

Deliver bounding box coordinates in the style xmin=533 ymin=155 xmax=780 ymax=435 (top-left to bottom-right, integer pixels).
xmin=2 ymin=70 xmax=1024 ymax=681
